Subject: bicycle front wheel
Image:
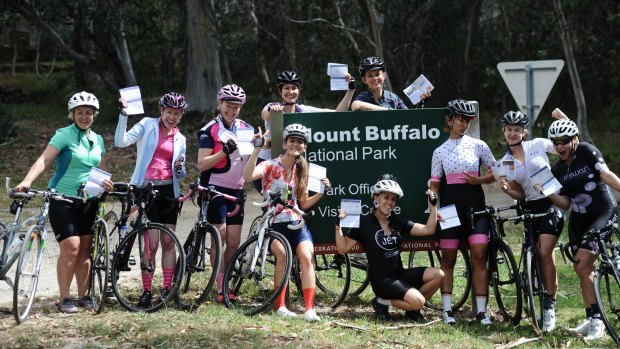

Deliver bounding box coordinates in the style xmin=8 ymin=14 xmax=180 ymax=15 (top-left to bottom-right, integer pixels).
xmin=347 ymin=254 xmax=370 ymax=297
xmin=13 ymin=225 xmax=45 ymax=324
xmin=523 ymin=246 xmax=543 ymax=330
xmin=491 ymin=239 xmax=522 ymax=325
xmin=178 ymin=224 xmax=222 ymax=311
xmin=111 ymin=222 xmax=185 ymax=312
xmin=222 ymin=230 xmax=292 ymax=315
xmin=408 ymin=249 xmax=472 ymax=312
xmin=89 ymin=218 xmax=109 ymax=314
xmin=594 ymin=264 xmax=620 ymax=345
xmin=311 ymin=253 xmax=351 ymax=308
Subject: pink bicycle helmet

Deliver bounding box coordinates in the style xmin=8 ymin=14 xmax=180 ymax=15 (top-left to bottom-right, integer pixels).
xmin=159 ymin=92 xmax=188 ymax=110
xmin=217 ymin=84 xmax=246 ymax=105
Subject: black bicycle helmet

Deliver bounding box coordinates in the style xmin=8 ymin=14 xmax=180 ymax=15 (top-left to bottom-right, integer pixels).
xmin=358 ymin=56 xmax=385 ymax=76
xmin=501 ymin=110 xmax=529 ymax=127
xmin=447 ymin=99 xmax=476 ymax=118
xmin=277 ymin=70 xmax=302 ymax=88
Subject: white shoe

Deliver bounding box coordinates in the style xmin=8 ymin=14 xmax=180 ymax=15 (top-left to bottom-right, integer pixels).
xmin=443 ymin=310 xmax=456 ymax=325
xmin=276 ymin=306 xmax=297 ymax=318
xmin=542 ymin=308 xmax=556 ymax=333
xmin=569 ymin=317 xmax=592 ymax=336
xmin=303 ymin=309 xmax=321 ymax=322
xmin=584 ymin=318 xmax=605 ymax=341
xmin=477 ymin=312 xmax=492 ymax=325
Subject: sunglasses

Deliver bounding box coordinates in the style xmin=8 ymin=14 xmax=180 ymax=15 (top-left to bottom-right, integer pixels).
xmin=377 ymin=174 xmax=398 ymax=182
xmin=551 ymin=137 xmax=573 ymax=146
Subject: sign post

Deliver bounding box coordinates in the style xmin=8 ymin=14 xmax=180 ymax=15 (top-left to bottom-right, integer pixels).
xmin=497 ymin=60 xmax=564 ymax=136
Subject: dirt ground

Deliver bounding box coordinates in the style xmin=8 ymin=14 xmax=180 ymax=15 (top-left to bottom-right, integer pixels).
xmin=0 ymin=183 xmax=512 ymax=306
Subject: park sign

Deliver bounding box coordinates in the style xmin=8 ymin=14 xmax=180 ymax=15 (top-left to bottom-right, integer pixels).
xmin=281 ymin=109 xmax=448 ymax=254
xmin=497 ymin=60 xmax=564 ymax=135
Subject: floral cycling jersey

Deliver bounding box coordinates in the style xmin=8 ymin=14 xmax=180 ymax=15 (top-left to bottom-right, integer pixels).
xmin=552 ymin=142 xmax=617 ymax=213
xmin=260 ymin=156 xmax=305 ymax=223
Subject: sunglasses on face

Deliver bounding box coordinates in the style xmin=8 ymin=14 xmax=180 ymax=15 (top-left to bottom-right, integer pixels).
xmin=377 ymin=174 xmax=398 ymax=182
xmin=552 ymin=137 xmax=573 ymax=146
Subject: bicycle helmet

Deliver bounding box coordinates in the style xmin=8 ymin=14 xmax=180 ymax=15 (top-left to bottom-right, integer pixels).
xmin=447 ymin=99 xmax=476 ymax=119
xmin=283 ymin=123 xmax=309 ymax=143
xmin=277 ymin=70 xmax=302 ymax=88
xmin=370 ymin=178 xmax=403 ymax=199
xmin=217 ymin=84 xmax=246 ymax=105
xmin=159 ymin=92 xmax=188 ymax=110
xmin=548 ymin=119 xmax=579 ymax=139
xmin=501 ymin=110 xmax=529 ymax=127
xmin=68 ymin=91 xmax=99 ymax=111
xmin=358 ymin=56 xmax=385 ymax=76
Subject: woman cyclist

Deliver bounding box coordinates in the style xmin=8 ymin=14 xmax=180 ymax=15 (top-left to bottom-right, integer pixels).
xmin=244 ymin=123 xmax=330 ymax=322
xmin=496 ymin=110 xmax=565 ymax=332
xmin=14 ymin=92 xmax=113 ymax=313
xmin=115 ymin=92 xmax=188 ymax=307
xmin=351 ymin=56 xmax=428 ymax=111
xmin=430 ymin=99 xmax=496 ymax=325
xmin=197 ymin=84 xmax=254 ymax=303
xmin=542 ymin=117 xmax=620 ymax=341
xmin=334 ymin=175 xmax=443 ymax=322
xmin=255 ymin=69 xmax=354 ymax=192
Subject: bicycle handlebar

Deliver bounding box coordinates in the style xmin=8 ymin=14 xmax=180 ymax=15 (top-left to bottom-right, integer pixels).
xmin=178 ymin=182 xmax=244 ymax=218
xmin=561 ymin=222 xmax=617 ymax=264
xmin=252 ymin=190 xmax=313 ymax=230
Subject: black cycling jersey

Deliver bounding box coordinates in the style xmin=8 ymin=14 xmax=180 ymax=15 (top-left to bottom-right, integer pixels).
xmin=346 ymin=213 xmax=413 ymax=277
xmin=552 ymin=142 xmax=617 ymax=213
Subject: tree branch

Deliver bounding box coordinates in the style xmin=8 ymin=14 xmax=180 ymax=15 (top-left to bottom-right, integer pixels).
xmin=282 ymin=14 xmax=375 ymax=46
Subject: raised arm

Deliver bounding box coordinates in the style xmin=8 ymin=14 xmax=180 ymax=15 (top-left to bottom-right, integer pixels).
xmin=15 ymin=145 xmax=60 ymax=191
xmin=335 ymin=209 xmax=360 ymax=254
xmin=409 ymin=191 xmax=439 ymax=236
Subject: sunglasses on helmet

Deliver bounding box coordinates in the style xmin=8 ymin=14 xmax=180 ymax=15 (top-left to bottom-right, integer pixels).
xmin=377 ymin=174 xmax=398 ymax=182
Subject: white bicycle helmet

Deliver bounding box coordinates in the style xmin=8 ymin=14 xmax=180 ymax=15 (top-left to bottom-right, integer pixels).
xmin=68 ymin=91 xmax=99 ymax=111
xmin=283 ymin=123 xmax=310 ymax=143
xmin=370 ymin=179 xmax=403 ymax=199
xmin=548 ymin=119 xmax=578 ymax=138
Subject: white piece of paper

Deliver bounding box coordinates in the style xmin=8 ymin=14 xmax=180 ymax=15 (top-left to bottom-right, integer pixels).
xmin=530 ymin=166 xmax=563 ymax=196
xmin=307 ymin=163 xmax=327 ymax=193
xmin=502 ymin=159 xmax=516 ymax=181
xmin=438 ymin=204 xmax=461 ymax=230
xmin=119 ymin=86 xmax=145 ymax=115
xmin=327 ymin=63 xmax=348 ymax=77
xmin=491 ymin=160 xmax=505 ymax=180
xmin=236 ymin=128 xmax=255 ymax=156
xmin=340 ymin=199 xmax=362 ymax=228
xmin=330 ymin=77 xmax=349 ymax=91
xmin=403 ymin=74 xmax=434 ymax=105
xmin=83 ymin=167 xmax=112 ymax=197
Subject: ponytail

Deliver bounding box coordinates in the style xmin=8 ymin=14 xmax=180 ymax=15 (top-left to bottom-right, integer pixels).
xmin=295 ymin=155 xmax=309 ymax=200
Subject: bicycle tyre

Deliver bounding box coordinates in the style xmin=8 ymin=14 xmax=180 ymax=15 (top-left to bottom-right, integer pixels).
xmin=347 ymin=254 xmax=370 ymax=297
xmin=89 ymin=218 xmax=110 ymax=314
xmin=0 ymin=222 xmax=7 ymax=261
xmin=523 ymin=246 xmax=543 ymax=330
xmin=408 ymin=249 xmax=472 ymax=312
xmin=222 ymin=230 xmax=292 ymax=315
xmin=594 ymin=260 xmax=620 ymax=345
xmin=178 ymin=224 xmax=222 ymax=311
xmin=491 ymin=239 xmax=522 ymax=325
xmin=307 ymin=253 xmax=350 ymax=308
xmin=13 ymin=225 xmax=45 ymax=324
xmin=111 ymin=222 xmax=185 ymax=312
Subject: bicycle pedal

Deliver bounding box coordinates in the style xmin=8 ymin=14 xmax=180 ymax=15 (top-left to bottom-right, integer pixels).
xmin=129 ymin=256 xmax=137 ymax=266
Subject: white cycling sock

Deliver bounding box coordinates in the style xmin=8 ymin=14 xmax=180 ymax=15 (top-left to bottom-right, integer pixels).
xmin=377 ymin=297 xmax=391 ymax=306
xmin=476 ymin=296 xmax=487 ymax=313
xmin=442 ymin=294 xmax=452 ymax=312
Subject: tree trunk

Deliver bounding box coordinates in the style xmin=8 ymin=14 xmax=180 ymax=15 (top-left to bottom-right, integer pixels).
xmin=280 ymin=0 xmax=297 ymax=69
xmin=246 ymin=1 xmax=271 ymax=95
xmin=185 ymin=0 xmax=221 ymax=113
xmin=109 ymin=0 xmax=137 ymax=87
xmin=360 ymin=0 xmax=391 ymax=91
xmin=553 ymin=0 xmax=591 ymax=142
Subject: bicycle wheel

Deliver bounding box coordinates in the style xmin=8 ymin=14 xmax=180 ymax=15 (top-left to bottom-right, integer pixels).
xmin=88 ymin=218 xmax=109 ymax=314
xmin=178 ymin=224 xmax=222 ymax=311
xmin=594 ymin=262 xmax=620 ymax=345
xmin=105 ymin=210 xmax=120 ymax=256
xmin=312 ymin=253 xmax=351 ymax=308
xmin=0 ymin=221 xmax=7 ymax=258
xmin=490 ymin=239 xmax=522 ymax=324
xmin=13 ymin=225 xmax=45 ymax=324
xmin=111 ymin=222 xmax=185 ymax=312
xmin=523 ymin=246 xmax=543 ymax=330
xmin=222 ymin=230 xmax=292 ymax=315
xmin=248 ymin=215 xmax=261 ymax=239
xmin=348 ymin=254 xmax=370 ymax=297
xmin=408 ymin=249 xmax=472 ymax=311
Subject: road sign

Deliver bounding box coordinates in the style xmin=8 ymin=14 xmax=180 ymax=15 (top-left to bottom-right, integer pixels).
xmin=497 ymin=60 xmax=564 ymax=134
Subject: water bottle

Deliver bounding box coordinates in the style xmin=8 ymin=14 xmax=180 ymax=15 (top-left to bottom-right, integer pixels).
xmin=8 ymin=235 xmax=24 ymax=256
xmin=119 ymin=225 xmax=128 ymax=240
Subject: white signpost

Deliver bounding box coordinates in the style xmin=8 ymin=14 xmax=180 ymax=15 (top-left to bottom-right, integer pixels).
xmin=497 ymin=60 xmax=564 ymax=136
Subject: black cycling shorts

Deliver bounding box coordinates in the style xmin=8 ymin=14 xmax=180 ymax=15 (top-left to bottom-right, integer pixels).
xmin=523 ymin=197 xmax=565 ymax=239
xmin=206 ymin=185 xmax=245 ymax=225
xmin=145 ymin=184 xmax=180 ymax=225
xmin=370 ymin=267 xmax=427 ymax=300
xmin=569 ymin=206 xmax=618 ymax=252
xmin=440 ymin=205 xmax=490 ymax=241
xmin=49 ymin=198 xmax=98 ymax=243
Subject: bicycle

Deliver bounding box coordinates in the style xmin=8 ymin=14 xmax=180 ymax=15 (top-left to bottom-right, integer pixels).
xmin=108 ymin=182 xmax=186 ymax=312
xmin=175 ymin=181 xmax=243 ymax=311
xmin=86 ymin=194 xmax=110 ymax=314
xmin=222 ymin=190 xmax=296 ymax=315
xmin=470 ymin=205 xmax=522 ymax=324
xmin=562 ymin=222 xmax=620 ymax=346
xmin=2 ymin=179 xmax=85 ymax=323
